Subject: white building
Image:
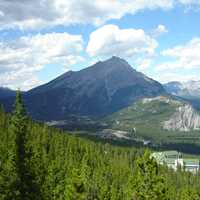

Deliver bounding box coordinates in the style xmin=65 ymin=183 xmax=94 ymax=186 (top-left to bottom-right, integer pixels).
xmin=151 ymin=151 xmax=200 ymax=173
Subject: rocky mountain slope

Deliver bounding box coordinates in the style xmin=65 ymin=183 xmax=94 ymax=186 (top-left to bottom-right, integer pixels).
xmin=1 ymin=56 xmax=164 ymax=120
xmin=163 ymin=104 xmax=200 ymax=131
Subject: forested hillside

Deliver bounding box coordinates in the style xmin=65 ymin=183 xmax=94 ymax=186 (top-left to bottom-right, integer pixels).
xmin=0 ymin=92 xmax=200 ymax=200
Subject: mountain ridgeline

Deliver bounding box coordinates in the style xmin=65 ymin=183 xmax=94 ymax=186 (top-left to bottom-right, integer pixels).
xmin=3 ymin=56 xmax=165 ymax=121
xmin=164 ymin=81 xmax=200 ymax=110
xmin=164 ymin=81 xmax=200 ymax=98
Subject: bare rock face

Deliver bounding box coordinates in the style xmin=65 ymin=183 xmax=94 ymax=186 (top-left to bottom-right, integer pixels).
xmin=163 ymin=105 xmax=200 ymax=131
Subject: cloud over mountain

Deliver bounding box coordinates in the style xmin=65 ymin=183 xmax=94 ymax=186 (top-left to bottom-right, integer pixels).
xmin=0 ymin=32 xmax=83 ymax=90
xmin=86 ymin=24 xmax=158 ymax=58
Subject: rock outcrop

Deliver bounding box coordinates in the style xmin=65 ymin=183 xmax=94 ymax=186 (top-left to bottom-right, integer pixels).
xmin=163 ymin=104 xmax=200 ymax=131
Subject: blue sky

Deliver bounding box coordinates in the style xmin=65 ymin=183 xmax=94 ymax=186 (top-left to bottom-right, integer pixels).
xmin=0 ymin=0 xmax=200 ymax=90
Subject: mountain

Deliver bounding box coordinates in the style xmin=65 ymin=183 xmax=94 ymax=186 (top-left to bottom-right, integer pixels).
xmin=104 ymin=96 xmax=200 ymax=144
xmin=16 ymin=56 xmax=165 ymax=120
xmin=163 ymin=81 xmax=183 ymax=95
xmin=164 ymin=80 xmax=200 ymax=110
xmin=164 ymin=80 xmax=200 ymax=98
xmin=0 ymin=87 xmax=16 ymax=99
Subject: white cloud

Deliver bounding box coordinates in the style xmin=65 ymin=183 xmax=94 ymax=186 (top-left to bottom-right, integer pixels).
xmin=152 ymin=24 xmax=168 ymax=37
xmin=152 ymin=37 xmax=200 ymax=83
xmin=179 ymin=0 xmax=200 ymax=5
xmin=86 ymin=24 xmax=158 ymax=59
xmin=0 ymin=0 xmax=200 ymax=30
xmin=0 ymin=32 xmax=83 ymax=90
xmin=156 ymin=24 xmax=168 ymax=33
xmin=153 ymin=72 xmax=200 ymax=83
xmin=136 ymin=58 xmax=154 ymax=71
xmin=0 ymin=0 xmax=185 ymax=30
xmin=157 ymin=38 xmax=200 ymax=71
xmin=0 ymin=71 xmax=41 ymax=91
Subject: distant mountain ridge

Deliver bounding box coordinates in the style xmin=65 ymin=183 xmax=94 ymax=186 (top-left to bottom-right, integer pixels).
xmin=164 ymin=80 xmax=200 ymax=98
xmin=164 ymin=80 xmax=200 ymax=110
xmin=0 ymin=56 xmax=165 ymax=120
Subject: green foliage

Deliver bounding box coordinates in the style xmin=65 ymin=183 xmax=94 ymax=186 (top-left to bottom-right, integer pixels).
xmin=65 ymin=168 xmax=86 ymax=200
xmin=0 ymin=93 xmax=200 ymax=199
xmin=8 ymin=91 xmax=42 ymax=200
xmin=179 ymin=186 xmax=200 ymax=200
xmin=133 ymin=151 xmax=168 ymax=200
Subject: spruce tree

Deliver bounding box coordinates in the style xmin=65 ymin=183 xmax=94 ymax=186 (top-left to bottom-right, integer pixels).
xmin=64 ymin=168 xmax=86 ymax=200
xmin=132 ymin=151 xmax=169 ymax=200
xmin=10 ymin=90 xmax=41 ymax=200
xmin=179 ymin=187 xmax=200 ymax=200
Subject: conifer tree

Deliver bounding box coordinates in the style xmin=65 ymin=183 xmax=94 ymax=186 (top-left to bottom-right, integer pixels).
xmin=64 ymin=168 xmax=86 ymax=200
xmin=0 ymin=104 xmax=6 ymax=127
xmin=180 ymin=187 xmax=200 ymax=200
xmin=132 ymin=151 xmax=169 ymax=200
xmin=0 ymin=104 xmax=4 ymax=114
xmin=10 ymin=90 xmax=42 ymax=200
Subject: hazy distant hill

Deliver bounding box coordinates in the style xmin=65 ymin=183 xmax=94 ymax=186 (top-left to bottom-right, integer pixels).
xmin=164 ymin=80 xmax=200 ymax=98
xmin=164 ymin=80 xmax=200 ymax=110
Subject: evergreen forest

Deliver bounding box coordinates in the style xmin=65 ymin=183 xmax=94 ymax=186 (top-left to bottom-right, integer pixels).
xmin=0 ymin=91 xmax=200 ymax=200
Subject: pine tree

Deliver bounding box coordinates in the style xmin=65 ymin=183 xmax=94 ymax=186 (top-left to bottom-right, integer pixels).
xmin=10 ymin=90 xmax=42 ymax=200
xmin=179 ymin=186 xmax=200 ymax=200
xmin=132 ymin=151 xmax=169 ymax=200
xmin=0 ymin=104 xmax=4 ymax=114
xmin=64 ymin=168 xmax=86 ymax=200
xmin=0 ymin=104 xmax=6 ymax=128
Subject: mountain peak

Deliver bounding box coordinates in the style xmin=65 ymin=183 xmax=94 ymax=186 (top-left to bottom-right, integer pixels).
xmin=104 ymin=56 xmax=131 ymax=67
xmin=107 ymin=56 xmax=124 ymax=61
xmin=90 ymin=56 xmax=135 ymax=76
xmin=22 ymin=57 xmax=165 ymax=120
